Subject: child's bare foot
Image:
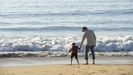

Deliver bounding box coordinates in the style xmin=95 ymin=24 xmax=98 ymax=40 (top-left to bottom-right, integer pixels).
xmin=85 ymin=63 xmax=88 ymax=65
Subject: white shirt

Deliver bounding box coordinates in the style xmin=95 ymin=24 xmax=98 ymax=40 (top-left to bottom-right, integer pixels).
xmin=81 ymin=30 xmax=96 ymax=46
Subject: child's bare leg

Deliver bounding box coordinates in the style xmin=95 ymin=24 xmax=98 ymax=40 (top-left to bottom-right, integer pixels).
xmin=71 ymin=58 xmax=72 ymax=65
xmin=76 ymin=58 xmax=80 ymax=65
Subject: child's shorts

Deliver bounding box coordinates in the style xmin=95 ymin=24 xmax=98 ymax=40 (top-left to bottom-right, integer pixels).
xmin=71 ymin=53 xmax=78 ymax=59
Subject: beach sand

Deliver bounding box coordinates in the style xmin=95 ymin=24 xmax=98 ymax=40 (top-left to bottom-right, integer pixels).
xmin=0 ymin=64 xmax=133 ymax=75
xmin=0 ymin=56 xmax=133 ymax=75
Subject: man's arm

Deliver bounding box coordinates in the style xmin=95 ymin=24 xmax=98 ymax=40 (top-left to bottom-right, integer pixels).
xmin=80 ymin=33 xmax=86 ymax=48
xmin=93 ymin=32 xmax=96 ymax=41
xmin=93 ymin=31 xmax=96 ymax=47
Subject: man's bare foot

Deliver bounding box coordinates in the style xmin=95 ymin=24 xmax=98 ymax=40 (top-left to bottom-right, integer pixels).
xmin=93 ymin=60 xmax=95 ymax=64
xmin=92 ymin=62 xmax=95 ymax=64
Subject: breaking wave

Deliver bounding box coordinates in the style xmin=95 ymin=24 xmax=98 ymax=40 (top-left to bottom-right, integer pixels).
xmin=0 ymin=35 xmax=132 ymax=52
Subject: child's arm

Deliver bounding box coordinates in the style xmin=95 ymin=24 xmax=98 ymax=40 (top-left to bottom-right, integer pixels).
xmin=69 ymin=49 xmax=72 ymax=53
xmin=77 ymin=46 xmax=80 ymax=52
xmin=66 ymin=49 xmax=72 ymax=56
xmin=69 ymin=46 xmax=74 ymax=53
xmin=77 ymin=46 xmax=80 ymax=49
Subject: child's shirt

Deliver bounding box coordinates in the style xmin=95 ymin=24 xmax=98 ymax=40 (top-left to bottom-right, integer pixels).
xmin=69 ymin=46 xmax=80 ymax=53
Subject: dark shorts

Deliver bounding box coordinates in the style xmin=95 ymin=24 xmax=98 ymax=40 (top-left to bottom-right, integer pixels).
xmin=85 ymin=45 xmax=95 ymax=59
xmin=71 ymin=53 xmax=78 ymax=59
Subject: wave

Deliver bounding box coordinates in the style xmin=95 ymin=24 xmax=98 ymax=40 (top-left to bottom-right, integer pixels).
xmin=1 ymin=20 xmax=133 ymax=26
xmin=0 ymin=26 xmax=81 ymax=31
xmin=0 ymin=26 xmax=133 ymax=32
xmin=0 ymin=35 xmax=132 ymax=52
xmin=0 ymin=9 xmax=133 ymax=18
xmin=90 ymin=9 xmax=133 ymax=15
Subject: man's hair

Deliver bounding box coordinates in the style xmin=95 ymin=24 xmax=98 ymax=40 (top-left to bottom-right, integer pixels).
xmin=82 ymin=27 xmax=88 ymax=30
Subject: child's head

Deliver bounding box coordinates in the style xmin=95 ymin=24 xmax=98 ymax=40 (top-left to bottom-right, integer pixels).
xmin=72 ymin=43 xmax=75 ymax=46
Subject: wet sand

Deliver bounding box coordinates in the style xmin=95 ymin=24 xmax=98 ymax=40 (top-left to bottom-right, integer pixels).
xmin=0 ymin=56 xmax=133 ymax=75
xmin=0 ymin=56 xmax=133 ymax=67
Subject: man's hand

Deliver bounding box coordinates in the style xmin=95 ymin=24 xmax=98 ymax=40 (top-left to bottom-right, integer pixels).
xmin=79 ymin=44 xmax=82 ymax=49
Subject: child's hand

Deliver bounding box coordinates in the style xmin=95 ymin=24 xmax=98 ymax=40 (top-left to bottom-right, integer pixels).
xmin=66 ymin=51 xmax=70 ymax=56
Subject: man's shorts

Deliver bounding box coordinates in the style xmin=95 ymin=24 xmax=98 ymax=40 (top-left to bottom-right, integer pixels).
xmin=71 ymin=53 xmax=78 ymax=59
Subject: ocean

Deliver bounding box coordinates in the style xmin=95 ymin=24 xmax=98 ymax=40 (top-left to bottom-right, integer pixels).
xmin=0 ymin=0 xmax=133 ymax=56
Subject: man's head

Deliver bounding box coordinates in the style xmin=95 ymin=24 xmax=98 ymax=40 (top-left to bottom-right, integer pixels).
xmin=82 ymin=27 xmax=88 ymax=32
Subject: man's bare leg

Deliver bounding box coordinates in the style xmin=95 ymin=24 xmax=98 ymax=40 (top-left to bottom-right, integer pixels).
xmin=86 ymin=59 xmax=88 ymax=64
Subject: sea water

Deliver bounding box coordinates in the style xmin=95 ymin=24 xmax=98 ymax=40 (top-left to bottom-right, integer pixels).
xmin=0 ymin=0 xmax=133 ymax=56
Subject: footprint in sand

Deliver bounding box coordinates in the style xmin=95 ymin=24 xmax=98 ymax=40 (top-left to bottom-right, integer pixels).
xmin=77 ymin=66 xmax=80 ymax=68
xmin=88 ymin=72 xmax=96 ymax=75
xmin=59 ymin=73 xmax=63 ymax=75
xmin=99 ymin=70 xmax=108 ymax=73
xmin=72 ymin=73 xmax=75 ymax=75
xmin=119 ymin=73 xmax=127 ymax=75
xmin=72 ymin=66 xmax=75 ymax=68
xmin=118 ymin=69 xmax=123 ymax=70
xmin=78 ymin=71 xmax=81 ymax=73
xmin=8 ymin=73 xmax=16 ymax=75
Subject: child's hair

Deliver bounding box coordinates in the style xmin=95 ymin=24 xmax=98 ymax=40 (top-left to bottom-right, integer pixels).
xmin=72 ymin=43 xmax=75 ymax=45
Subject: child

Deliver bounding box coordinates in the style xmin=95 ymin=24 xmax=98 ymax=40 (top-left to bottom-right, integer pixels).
xmin=69 ymin=43 xmax=80 ymax=65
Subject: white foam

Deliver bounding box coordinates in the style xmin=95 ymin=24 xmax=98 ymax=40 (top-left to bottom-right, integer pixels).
xmin=0 ymin=35 xmax=133 ymax=53
xmin=0 ymin=51 xmax=133 ymax=57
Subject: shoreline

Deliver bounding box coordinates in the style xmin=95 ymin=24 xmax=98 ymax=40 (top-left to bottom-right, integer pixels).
xmin=0 ymin=56 xmax=133 ymax=67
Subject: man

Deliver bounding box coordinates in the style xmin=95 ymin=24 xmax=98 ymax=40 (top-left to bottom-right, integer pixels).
xmin=80 ymin=27 xmax=96 ymax=64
